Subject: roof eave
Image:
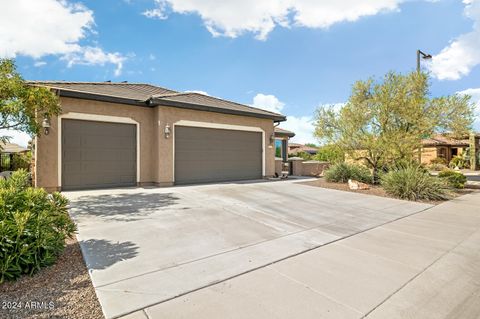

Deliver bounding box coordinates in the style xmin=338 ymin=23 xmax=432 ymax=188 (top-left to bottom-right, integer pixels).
xmin=151 ymin=98 xmax=286 ymax=121
xmin=57 ymin=90 xmax=150 ymax=107
xmin=275 ymin=132 xmax=295 ymax=138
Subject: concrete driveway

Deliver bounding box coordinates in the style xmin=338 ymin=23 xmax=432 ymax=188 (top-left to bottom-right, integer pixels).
xmin=66 ymin=179 xmax=433 ymax=319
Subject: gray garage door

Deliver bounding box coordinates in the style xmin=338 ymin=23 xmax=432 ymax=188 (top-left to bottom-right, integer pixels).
xmin=175 ymin=126 xmax=262 ymax=184
xmin=62 ymin=119 xmax=136 ymax=190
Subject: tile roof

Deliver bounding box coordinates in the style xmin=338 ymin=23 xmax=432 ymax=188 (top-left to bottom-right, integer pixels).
xmin=0 ymin=142 xmax=28 ymax=153
xmin=151 ymin=92 xmax=284 ymax=120
xmin=274 ymin=127 xmax=295 ymax=137
xmin=28 ymin=81 xmax=285 ymax=121
xmin=288 ymin=143 xmax=319 ymax=155
xmin=422 ymin=134 xmax=470 ymax=147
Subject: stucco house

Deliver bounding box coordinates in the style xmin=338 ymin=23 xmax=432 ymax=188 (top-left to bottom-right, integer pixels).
xmin=419 ymin=134 xmax=479 ymax=165
xmin=30 ymin=81 xmax=286 ymax=191
xmin=288 ymin=143 xmax=319 ymax=156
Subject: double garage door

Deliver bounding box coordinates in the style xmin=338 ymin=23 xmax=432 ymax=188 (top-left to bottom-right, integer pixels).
xmin=174 ymin=126 xmax=262 ymax=185
xmin=61 ymin=120 xmax=262 ymax=190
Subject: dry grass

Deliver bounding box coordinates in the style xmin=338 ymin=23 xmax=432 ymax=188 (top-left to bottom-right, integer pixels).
xmin=0 ymin=237 xmax=103 ymax=319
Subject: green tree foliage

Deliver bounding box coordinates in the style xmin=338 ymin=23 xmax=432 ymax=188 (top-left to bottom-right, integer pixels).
xmin=314 ymin=71 xmax=474 ymax=182
xmin=291 ymin=151 xmax=313 ymax=160
xmin=315 ymin=144 xmax=344 ymax=163
xmin=0 ymin=59 xmax=61 ymax=144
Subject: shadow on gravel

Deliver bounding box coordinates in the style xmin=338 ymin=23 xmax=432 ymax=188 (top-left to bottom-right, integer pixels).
xmin=80 ymin=239 xmax=139 ymax=270
xmin=69 ymin=192 xmax=179 ymax=222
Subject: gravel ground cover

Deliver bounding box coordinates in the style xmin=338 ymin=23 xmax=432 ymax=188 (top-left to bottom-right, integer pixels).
xmin=301 ymin=178 xmax=471 ymax=204
xmin=0 ymin=237 xmax=103 ymax=319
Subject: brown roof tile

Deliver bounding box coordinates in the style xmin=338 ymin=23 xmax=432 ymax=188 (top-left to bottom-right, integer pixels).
xmin=274 ymin=127 xmax=295 ymax=137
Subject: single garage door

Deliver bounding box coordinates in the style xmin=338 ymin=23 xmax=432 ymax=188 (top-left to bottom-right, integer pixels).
xmin=175 ymin=126 xmax=262 ymax=184
xmin=62 ymin=119 xmax=136 ymax=190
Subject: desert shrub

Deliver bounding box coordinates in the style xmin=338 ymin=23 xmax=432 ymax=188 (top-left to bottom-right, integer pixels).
xmin=430 ymin=157 xmax=447 ymax=165
xmin=449 ymin=155 xmax=467 ymax=169
xmin=381 ymin=165 xmax=452 ymax=201
xmin=324 ymin=162 xmax=372 ymax=184
xmin=0 ymin=170 xmax=76 ymax=282
xmin=438 ymin=169 xmax=467 ymax=189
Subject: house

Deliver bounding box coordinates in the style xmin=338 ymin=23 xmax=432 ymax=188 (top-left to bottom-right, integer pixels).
xmin=273 ymin=127 xmax=295 ymax=161
xmin=31 ymin=81 xmax=286 ymax=191
xmin=420 ymin=133 xmax=480 ymax=165
xmin=0 ymin=142 xmax=29 ymax=172
xmin=288 ymin=143 xmax=319 ymax=156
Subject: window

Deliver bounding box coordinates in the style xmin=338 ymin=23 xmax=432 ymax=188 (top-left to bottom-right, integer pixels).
xmin=275 ymin=139 xmax=282 ymax=158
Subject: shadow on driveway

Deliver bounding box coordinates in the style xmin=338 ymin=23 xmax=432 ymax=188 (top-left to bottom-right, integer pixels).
xmin=80 ymin=239 xmax=139 ymax=270
xmin=69 ymin=192 xmax=179 ymax=222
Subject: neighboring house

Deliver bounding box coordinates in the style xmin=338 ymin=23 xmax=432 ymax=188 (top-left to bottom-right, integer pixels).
xmin=420 ymin=134 xmax=480 ymax=165
xmin=0 ymin=142 xmax=28 ymax=172
xmin=288 ymin=143 xmax=319 ymax=156
xmin=30 ymin=81 xmax=286 ymax=191
xmin=273 ymin=127 xmax=295 ymax=161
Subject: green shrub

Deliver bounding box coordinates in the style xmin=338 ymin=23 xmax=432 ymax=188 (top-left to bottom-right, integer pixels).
xmin=449 ymin=155 xmax=467 ymax=169
xmin=12 ymin=151 xmax=32 ymax=171
xmin=0 ymin=170 xmax=76 ymax=283
xmin=324 ymin=162 xmax=372 ymax=184
xmin=291 ymin=151 xmax=313 ymax=160
xmin=438 ymin=169 xmax=467 ymax=189
xmin=381 ymin=165 xmax=452 ymax=201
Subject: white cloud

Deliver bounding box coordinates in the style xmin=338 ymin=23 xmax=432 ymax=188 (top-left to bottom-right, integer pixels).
xmin=143 ymin=0 xmax=412 ymax=40
xmin=185 ymin=90 xmax=209 ymax=95
xmin=251 ymin=93 xmax=285 ymax=113
xmin=251 ymin=93 xmax=316 ymax=144
xmin=0 ymin=130 xmax=31 ymax=147
xmin=430 ymin=0 xmax=480 ymax=80
xmin=0 ymin=0 xmax=128 ymax=76
xmin=281 ymin=115 xmax=316 ymax=144
xmin=62 ymin=47 xmax=127 ymax=76
xmin=457 ymin=87 xmax=480 ymax=130
xmin=33 ymin=61 xmax=47 ymax=67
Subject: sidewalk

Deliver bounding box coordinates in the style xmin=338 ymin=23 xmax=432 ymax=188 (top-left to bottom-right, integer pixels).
xmin=127 ymin=191 xmax=480 ymax=319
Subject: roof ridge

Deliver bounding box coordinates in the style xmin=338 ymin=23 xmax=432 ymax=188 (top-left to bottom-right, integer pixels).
xmin=27 ymin=81 xmax=177 ymax=92
xmin=29 ymin=84 xmax=149 ymax=101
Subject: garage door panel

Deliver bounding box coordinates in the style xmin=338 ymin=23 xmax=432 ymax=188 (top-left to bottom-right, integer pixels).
xmin=62 ymin=119 xmax=136 ymax=190
xmin=175 ymin=126 xmax=262 ymax=184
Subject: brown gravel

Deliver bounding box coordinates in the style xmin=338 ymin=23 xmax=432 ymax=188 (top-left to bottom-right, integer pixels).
xmin=0 ymin=237 xmax=104 ymax=319
xmin=300 ymin=178 xmax=472 ymax=205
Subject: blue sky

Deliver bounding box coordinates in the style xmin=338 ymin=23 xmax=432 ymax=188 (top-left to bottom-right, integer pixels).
xmin=2 ymin=0 xmax=480 ymax=145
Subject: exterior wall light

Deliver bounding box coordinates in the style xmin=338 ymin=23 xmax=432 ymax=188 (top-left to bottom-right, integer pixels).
xmin=270 ymin=133 xmax=275 ymax=144
xmin=42 ymin=116 xmax=51 ymax=135
xmin=164 ymin=124 xmax=171 ymax=139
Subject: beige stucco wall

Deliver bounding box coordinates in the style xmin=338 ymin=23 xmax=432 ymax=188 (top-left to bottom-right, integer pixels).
xmin=420 ymin=147 xmax=438 ymax=164
xmin=35 ymin=97 xmax=275 ymax=190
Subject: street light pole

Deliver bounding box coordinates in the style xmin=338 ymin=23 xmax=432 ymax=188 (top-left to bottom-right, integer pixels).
xmin=417 ymin=49 xmax=432 ymax=72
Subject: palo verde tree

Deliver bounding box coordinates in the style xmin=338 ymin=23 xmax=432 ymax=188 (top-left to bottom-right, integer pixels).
xmin=314 ymin=71 xmax=475 ymax=182
xmin=0 ymin=59 xmax=61 ymax=145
